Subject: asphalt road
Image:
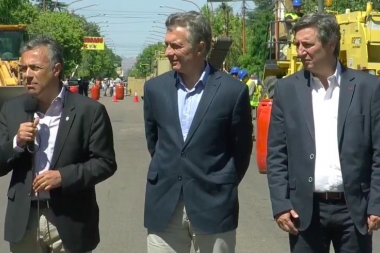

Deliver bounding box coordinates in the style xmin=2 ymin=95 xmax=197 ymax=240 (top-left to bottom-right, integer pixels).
xmin=0 ymin=95 xmax=379 ymax=252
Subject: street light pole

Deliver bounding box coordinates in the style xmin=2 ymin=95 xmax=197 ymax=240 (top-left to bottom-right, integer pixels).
xmin=149 ymin=30 xmax=165 ymax=35
xmin=159 ymin=5 xmax=186 ymax=12
xmin=180 ymin=0 xmax=201 ymax=12
xmin=85 ymin=14 xmax=106 ymax=19
xmin=318 ymin=0 xmax=324 ymax=13
xmin=152 ymin=26 xmax=166 ymax=30
xmin=72 ymin=4 xmax=99 ymax=13
xmin=67 ymin=0 xmax=84 ymax=8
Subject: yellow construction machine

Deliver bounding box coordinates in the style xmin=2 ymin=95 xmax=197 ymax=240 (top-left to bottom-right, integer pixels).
xmin=0 ymin=24 xmax=28 ymax=108
xmin=261 ymin=16 xmax=301 ymax=98
xmin=261 ymin=1 xmax=380 ymax=98
xmin=338 ymin=2 xmax=380 ymax=75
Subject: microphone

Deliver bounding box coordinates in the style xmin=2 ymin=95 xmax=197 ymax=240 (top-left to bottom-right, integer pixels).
xmin=23 ymin=96 xmax=39 ymax=152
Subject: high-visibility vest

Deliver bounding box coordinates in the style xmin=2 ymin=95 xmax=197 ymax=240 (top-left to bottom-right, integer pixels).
xmin=251 ymin=85 xmax=261 ymax=107
xmin=285 ymin=12 xmax=300 ymax=23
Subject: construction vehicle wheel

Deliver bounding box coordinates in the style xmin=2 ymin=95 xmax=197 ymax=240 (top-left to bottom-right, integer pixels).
xmin=262 ymin=76 xmax=278 ymax=99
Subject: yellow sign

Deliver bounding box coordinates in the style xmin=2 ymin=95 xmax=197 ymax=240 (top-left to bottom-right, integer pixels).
xmin=82 ymin=37 xmax=104 ymax=50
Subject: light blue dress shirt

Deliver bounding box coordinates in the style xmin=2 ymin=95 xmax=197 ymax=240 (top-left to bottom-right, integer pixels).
xmin=177 ymin=63 xmax=210 ymax=141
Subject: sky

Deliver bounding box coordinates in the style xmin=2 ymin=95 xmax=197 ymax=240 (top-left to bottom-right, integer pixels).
xmin=61 ymin=0 xmax=254 ymax=58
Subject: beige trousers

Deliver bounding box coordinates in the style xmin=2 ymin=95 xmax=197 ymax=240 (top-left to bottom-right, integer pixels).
xmin=9 ymin=207 xmax=91 ymax=253
xmin=147 ymin=199 xmax=236 ymax=253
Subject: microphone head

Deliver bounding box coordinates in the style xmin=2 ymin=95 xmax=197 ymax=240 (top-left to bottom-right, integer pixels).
xmin=23 ymin=96 xmax=39 ymax=113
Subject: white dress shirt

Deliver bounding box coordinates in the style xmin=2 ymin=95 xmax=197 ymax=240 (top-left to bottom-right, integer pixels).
xmin=13 ymin=87 xmax=65 ymax=176
xmin=312 ymin=62 xmax=343 ymax=192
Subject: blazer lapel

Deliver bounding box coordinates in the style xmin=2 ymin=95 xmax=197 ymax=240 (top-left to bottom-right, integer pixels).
xmin=295 ymin=70 xmax=315 ymax=142
xmin=337 ymin=66 xmax=356 ymax=144
xmin=183 ymin=68 xmax=221 ymax=148
xmin=51 ymin=90 xmax=76 ymax=168
xmin=166 ymin=71 xmax=184 ymax=145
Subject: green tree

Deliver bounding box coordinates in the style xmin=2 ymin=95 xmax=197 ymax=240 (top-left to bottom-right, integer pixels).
xmin=243 ymin=0 xmax=274 ymax=75
xmin=129 ymin=43 xmax=165 ymax=77
xmin=0 ymin=0 xmax=38 ymax=24
xmin=32 ymin=0 xmax=68 ymax=12
xmin=75 ymin=16 xmax=122 ymax=78
xmin=0 ymin=0 xmax=122 ymax=79
xmin=202 ymin=3 xmax=244 ymax=69
xmin=78 ymin=46 xmax=122 ymax=78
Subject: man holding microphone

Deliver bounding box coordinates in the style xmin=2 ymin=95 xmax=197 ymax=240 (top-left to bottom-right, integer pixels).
xmin=0 ymin=37 xmax=116 ymax=253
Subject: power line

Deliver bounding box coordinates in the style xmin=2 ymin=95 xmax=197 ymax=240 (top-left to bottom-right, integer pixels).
xmin=79 ymin=9 xmax=175 ymax=14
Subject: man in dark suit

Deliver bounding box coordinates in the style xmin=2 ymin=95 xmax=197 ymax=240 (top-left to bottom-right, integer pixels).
xmin=0 ymin=37 xmax=116 ymax=253
xmin=267 ymin=13 xmax=380 ymax=252
xmin=82 ymin=78 xmax=89 ymax=97
xmin=143 ymin=11 xmax=253 ymax=253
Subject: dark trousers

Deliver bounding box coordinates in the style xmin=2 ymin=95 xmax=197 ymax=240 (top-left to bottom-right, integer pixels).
xmin=83 ymin=86 xmax=88 ymax=97
xmin=289 ymin=196 xmax=372 ymax=253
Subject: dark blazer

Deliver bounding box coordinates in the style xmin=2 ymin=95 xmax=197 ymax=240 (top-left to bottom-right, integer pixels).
xmin=143 ymin=65 xmax=253 ymax=234
xmin=0 ymin=89 xmax=117 ymax=252
xmin=267 ymin=66 xmax=380 ymax=235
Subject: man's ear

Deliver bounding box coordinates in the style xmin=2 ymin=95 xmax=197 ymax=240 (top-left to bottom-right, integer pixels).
xmin=197 ymin=41 xmax=205 ymax=56
xmin=329 ymin=40 xmax=337 ymax=53
xmin=53 ymin=63 xmax=62 ymax=78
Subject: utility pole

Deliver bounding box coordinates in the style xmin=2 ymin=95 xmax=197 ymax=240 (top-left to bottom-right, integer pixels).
xmin=222 ymin=3 xmax=229 ymax=37
xmin=242 ymin=0 xmax=246 ymax=55
xmin=318 ymin=0 xmax=324 ymax=13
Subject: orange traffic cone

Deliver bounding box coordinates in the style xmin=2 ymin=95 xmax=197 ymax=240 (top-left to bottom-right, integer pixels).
xmin=112 ymin=89 xmax=118 ymax=102
xmin=133 ymin=91 xmax=139 ymax=103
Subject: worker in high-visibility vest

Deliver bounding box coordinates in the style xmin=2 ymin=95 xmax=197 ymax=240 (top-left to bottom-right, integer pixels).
xmin=237 ymin=70 xmax=259 ymax=107
xmin=285 ymin=0 xmax=304 ymax=37
xmin=285 ymin=0 xmax=304 ymax=23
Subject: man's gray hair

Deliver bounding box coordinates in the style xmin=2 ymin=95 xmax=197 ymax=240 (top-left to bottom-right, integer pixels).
xmin=293 ymin=13 xmax=340 ymax=57
xmin=20 ymin=36 xmax=64 ymax=79
xmin=165 ymin=11 xmax=212 ymax=58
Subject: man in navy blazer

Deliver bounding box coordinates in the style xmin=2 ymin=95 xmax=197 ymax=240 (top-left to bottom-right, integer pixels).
xmin=267 ymin=13 xmax=380 ymax=252
xmin=143 ymin=11 xmax=253 ymax=253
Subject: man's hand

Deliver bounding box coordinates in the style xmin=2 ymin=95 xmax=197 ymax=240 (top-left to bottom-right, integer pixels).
xmin=33 ymin=170 xmax=62 ymax=192
xmin=368 ymin=215 xmax=380 ymax=234
xmin=16 ymin=117 xmax=39 ymax=148
xmin=275 ymin=209 xmax=299 ymax=235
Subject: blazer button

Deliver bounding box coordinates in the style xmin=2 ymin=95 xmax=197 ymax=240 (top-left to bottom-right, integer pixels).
xmin=181 ymin=152 xmax=186 ymax=158
xmin=178 ymin=176 xmax=182 ymax=181
xmin=308 ymin=177 xmax=313 ymax=183
xmin=310 ymin=154 xmax=315 ymax=159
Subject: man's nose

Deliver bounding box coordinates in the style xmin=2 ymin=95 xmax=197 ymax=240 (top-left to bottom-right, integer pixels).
xmin=297 ymin=48 xmax=307 ymax=58
xmin=165 ymin=46 xmax=174 ymax=57
xmin=24 ymin=67 xmax=34 ymax=78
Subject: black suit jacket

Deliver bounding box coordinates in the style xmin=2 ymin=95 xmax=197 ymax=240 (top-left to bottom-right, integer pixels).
xmin=0 ymin=89 xmax=117 ymax=252
xmin=267 ymin=66 xmax=380 ymax=234
xmin=143 ymin=66 xmax=253 ymax=234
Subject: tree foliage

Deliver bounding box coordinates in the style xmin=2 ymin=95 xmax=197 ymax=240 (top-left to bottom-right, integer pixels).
xmin=0 ymin=0 xmax=121 ymax=79
xmin=32 ymin=0 xmax=68 ymax=12
xmin=129 ymin=43 xmax=165 ymax=78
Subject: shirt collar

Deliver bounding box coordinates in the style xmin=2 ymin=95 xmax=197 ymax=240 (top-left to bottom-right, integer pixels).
xmin=177 ymin=61 xmax=210 ymax=89
xmin=311 ymin=60 xmax=341 ymax=88
xmin=53 ymin=84 xmax=66 ymax=105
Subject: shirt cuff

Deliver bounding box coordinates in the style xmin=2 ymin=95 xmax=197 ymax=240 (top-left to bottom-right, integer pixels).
xmin=13 ymin=135 xmax=25 ymax=153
